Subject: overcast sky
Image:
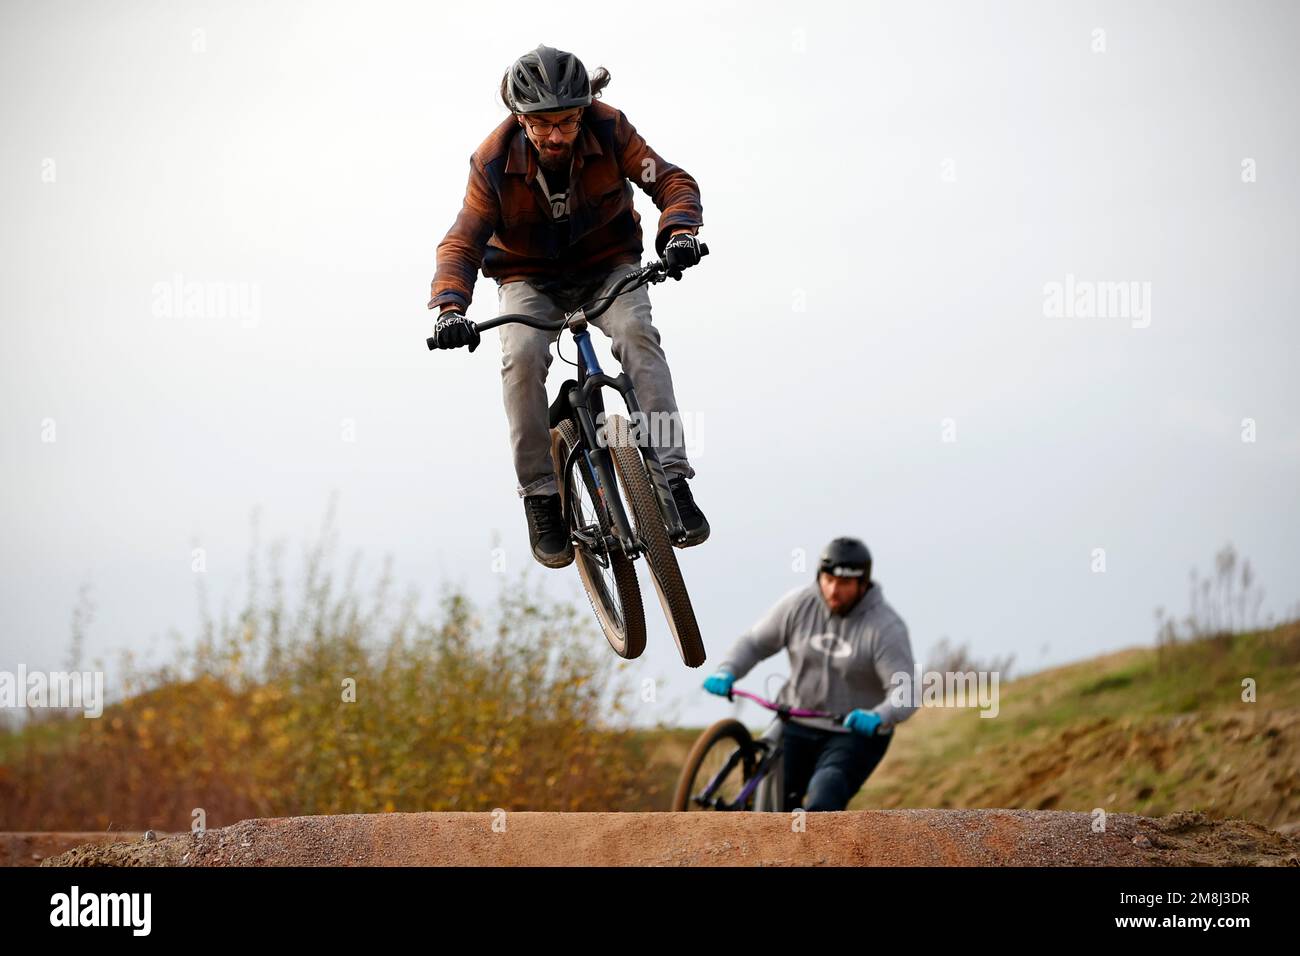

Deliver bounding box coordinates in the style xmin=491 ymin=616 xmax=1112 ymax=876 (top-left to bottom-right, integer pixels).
xmin=3 ymin=0 xmax=1298 ymax=729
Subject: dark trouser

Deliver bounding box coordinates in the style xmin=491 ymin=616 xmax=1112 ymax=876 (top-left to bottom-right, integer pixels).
xmin=781 ymin=721 xmax=892 ymax=811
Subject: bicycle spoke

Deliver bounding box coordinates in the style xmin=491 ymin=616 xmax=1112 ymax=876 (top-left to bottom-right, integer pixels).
xmin=570 ymin=460 xmax=624 ymax=632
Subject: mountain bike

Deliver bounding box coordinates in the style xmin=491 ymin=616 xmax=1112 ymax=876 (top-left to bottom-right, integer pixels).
xmin=427 ymin=247 xmax=710 ymax=667
xmin=672 ymin=687 xmax=855 ymax=811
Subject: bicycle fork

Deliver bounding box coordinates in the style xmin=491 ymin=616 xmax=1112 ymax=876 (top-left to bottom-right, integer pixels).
xmin=566 ymin=324 xmax=638 ymax=559
xmin=566 ymin=322 xmax=690 ymax=551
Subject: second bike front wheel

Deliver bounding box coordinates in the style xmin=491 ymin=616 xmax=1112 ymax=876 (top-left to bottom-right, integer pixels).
xmin=604 ymin=413 xmax=707 ymax=667
xmin=672 ymin=718 xmax=760 ymax=811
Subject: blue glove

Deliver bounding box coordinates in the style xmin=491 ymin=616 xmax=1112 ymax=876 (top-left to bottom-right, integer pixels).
xmin=843 ymin=709 xmax=883 ymax=736
xmin=702 ymin=671 xmax=734 ymax=697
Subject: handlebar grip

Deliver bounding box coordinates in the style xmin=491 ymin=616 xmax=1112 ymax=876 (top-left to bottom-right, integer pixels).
xmin=699 ymin=242 xmax=709 ymax=257
xmin=426 ymin=318 xmax=482 ymax=352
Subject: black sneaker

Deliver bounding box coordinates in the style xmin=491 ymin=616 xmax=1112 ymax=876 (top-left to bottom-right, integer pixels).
xmin=667 ymin=475 xmax=710 ymax=548
xmin=524 ymin=493 xmax=574 ymax=568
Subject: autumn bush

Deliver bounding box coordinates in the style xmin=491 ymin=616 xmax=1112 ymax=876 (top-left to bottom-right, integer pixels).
xmin=0 ymin=509 xmax=664 ymax=830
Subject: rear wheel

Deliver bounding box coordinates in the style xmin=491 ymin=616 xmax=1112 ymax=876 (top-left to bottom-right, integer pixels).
xmin=672 ymin=719 xmax=760 ymax=811
xmin=552 ymin=419 xmax=646 ymax=660
xmin=604 ymin=413 xmax=707 ymax=667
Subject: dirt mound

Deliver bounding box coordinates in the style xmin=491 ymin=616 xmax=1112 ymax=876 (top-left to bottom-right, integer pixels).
xmin=35 ymin=809 xmax=1300 ymax=867
xmin=0 ymin=832 xmax=145 ymax=867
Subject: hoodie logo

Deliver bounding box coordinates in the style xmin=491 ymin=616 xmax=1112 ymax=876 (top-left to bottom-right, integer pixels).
xmin=808 ymin=632 xmax=853 ymax=658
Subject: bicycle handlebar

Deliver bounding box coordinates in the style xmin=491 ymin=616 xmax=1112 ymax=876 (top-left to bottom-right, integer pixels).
xmin=727 ymin=687 xmax=847 ymax=723
xmin=427 ymin=244 xmax=708 ymax=351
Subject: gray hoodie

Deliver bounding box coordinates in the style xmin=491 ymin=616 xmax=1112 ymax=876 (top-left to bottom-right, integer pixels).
xmin=716 ymin=581 xmax=917 ymax=734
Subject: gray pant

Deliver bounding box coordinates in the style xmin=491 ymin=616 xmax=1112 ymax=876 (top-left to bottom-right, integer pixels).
xmin=497 ymin=261 xmax=696 ymax=498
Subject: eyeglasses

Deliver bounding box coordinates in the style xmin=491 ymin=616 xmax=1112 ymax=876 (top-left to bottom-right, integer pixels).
xmin=522 ymin=117 xmax=582 ymax=135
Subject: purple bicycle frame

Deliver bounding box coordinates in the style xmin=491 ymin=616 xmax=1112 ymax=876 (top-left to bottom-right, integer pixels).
xmin=697 ymin=687 xmax=845 ymax=809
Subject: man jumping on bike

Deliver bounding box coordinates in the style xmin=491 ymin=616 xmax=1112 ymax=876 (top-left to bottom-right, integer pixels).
xmin=703 ymin=537 xmax=917 ymax=811
xmin=429 ymin=43 xmax=709 ymax=568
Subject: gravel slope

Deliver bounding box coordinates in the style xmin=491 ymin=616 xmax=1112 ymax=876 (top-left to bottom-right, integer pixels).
xmin=33 ymin=809 xmax=1300 ymax=867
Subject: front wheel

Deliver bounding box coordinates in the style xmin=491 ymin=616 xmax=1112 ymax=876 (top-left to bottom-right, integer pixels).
xmin=672 ymin=718 xmax=760 ymax=811
xmin=604 ymin=414 xmax=707 ymax=667
xmin=552 ymin=419 xmax=646 ymax=660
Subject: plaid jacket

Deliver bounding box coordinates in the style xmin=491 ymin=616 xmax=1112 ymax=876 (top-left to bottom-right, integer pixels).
xmin=428 ymin=100 xmax=703 ymax=313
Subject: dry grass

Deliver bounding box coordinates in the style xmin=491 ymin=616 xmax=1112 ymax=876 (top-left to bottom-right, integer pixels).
xmin=0 ymin=508 xmax=670 ymax=830
xmin=855 ymin=624 xmax=1300 ymax=827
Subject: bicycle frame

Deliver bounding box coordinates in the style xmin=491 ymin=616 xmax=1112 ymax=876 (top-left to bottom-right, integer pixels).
xmin=695 ymin=735 xmax=780 ymax=811
xmin=689 ymin=688 xmax=851 ymax=811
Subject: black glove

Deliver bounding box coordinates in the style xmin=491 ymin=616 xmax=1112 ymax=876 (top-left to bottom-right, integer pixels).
xmin=663 ymin=232 xmax=702 ymax=280
xmin=433 ymin=311 xmax=480 ymax=353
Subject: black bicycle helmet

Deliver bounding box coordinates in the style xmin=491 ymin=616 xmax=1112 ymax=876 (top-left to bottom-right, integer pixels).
xmin=818 ymin=537 xmax=872 ymax=580
xmin=506 ymin=44 xmax=592 ymax=114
